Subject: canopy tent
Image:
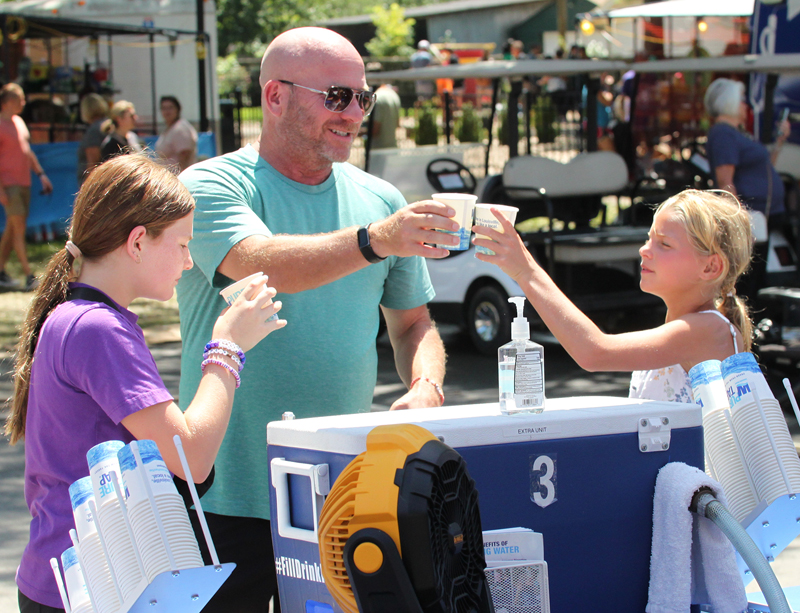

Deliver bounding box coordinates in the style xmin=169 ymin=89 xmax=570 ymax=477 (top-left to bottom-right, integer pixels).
xmin=602 ymin=0 xmax=755 ymax=19
xmin=0 ymin=12 xmax=211 ymax=134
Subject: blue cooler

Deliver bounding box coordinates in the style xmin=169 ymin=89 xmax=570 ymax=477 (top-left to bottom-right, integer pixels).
xmin=267 ymin=397 xmax=703 ymax=612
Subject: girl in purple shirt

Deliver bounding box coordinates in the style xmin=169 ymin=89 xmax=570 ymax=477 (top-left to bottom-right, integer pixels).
xmin=4 ymin=154 xmax=286 ymax=611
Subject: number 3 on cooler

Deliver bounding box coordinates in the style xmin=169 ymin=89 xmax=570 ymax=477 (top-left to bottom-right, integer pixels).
xmin=530 ymin=454 xmax=556 ymax=508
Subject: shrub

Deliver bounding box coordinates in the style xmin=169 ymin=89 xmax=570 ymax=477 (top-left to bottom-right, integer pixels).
xmin=415 ymin=103 xmax=439 ymax=146
xmin=455 ymin=103 xmax=484 ymax=143
xmin=533 ymin=96 xmax=559 ymax=144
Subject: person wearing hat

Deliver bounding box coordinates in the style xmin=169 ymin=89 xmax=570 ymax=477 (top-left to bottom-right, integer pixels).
xmin=411 ymin=39 xmax=435 ymax=100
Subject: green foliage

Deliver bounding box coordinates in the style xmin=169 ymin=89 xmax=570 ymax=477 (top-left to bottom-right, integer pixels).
xmin=415 ymin=103 xmax=439 ymax=146
xmin=216 ymin=0 xmax=439 ymax=57
xmin=216 ymin=54 xmax=249 ymax=98
xmin=497 ymin=106 xmax=523 ymax=147
xmin=455 ymin=103 xmax=483 ymax=143
xmin=365 ymin=4 xmax=415 ymax=58
xmin=533 ymin=96 xmax=558 ymax=144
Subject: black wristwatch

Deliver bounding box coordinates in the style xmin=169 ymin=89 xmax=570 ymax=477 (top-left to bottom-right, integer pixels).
xmin=357 ymin=223 xmax=386 ymax=264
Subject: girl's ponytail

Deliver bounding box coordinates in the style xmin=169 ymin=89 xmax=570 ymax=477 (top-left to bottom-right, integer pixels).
xmin=5 ymin=247 xmax=75 ymax=443
xmin=718 ymin=290 xmax=753 ymax=352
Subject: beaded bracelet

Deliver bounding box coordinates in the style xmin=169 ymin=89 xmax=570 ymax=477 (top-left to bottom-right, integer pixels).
xmin=203 ymin=347 xmax=243 ymax=372
xmin=205 ymin=340 xmax=246 ymax=366
xmin=201 ymin=358 xmax=241 ymax=388
xmin=410 ymin=376 xmax=445 ymax=405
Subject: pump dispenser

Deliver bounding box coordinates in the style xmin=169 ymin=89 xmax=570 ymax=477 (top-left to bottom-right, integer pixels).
xmin=498 ymin=297 xmax=545 ymax=414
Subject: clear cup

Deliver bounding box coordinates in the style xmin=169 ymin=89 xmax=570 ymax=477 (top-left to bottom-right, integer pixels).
xmin=472 ymin=204 xmax=519 ymax=256
xmin=432 ymin=193 xmax=478 ymax=251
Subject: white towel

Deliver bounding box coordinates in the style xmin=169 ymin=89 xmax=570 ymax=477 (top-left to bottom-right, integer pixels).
xmin=646 ymin=462 xmax=747 ymax=613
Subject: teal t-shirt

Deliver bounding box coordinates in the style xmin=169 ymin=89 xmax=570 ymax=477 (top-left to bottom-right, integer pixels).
xmin=176 ymin=145 xmax=434 ymax=519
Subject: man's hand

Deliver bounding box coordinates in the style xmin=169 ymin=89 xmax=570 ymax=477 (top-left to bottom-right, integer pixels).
xmin=370 ymin=200 xmax=460 ymax=259
xmin=390 ymin=378 xmax=443 ymax=411
xmin=39 ymin=174 xmax=53 ymax=195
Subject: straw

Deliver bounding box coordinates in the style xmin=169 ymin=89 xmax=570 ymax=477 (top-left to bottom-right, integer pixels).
xmin=752 ymin=386 xmax=794 ymax=495
xmin=783 ymin=378 xmax=800 ymax=433
xmin=49 ymin=558 xmax=72 ymax=613
xmin=131 ymin=440 xmax=178 ymax=572
xmin=722 ymin=409 xmax=760 ymax=503
xmin=110 ymin=470 xmax=147 ymax=577
xmin=88 ymin=498 xmax=125 ymax=605
xmin=173 ymin=434 xmax=220 ymax=567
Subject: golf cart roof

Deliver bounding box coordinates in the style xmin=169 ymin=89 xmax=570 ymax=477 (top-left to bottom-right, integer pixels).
xmin=367 ymin=54 xmax=800 ymax=84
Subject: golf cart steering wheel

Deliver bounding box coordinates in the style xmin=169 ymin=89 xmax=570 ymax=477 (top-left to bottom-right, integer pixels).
xmin=426 ymin=158 xmax=477 ymax=194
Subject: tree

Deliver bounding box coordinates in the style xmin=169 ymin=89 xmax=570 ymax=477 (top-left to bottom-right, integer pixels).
xmin=365 ymin=3 xmax=415 ymax=58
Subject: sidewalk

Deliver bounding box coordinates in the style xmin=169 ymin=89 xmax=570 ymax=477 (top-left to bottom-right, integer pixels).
xmin=2 ymin=334 xmax=800 ymax=610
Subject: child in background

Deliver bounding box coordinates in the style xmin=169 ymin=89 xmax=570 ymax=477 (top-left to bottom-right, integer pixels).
xmin=6 ymin=154 xmax=286 ymax=612
xmin=474 ymin=189 xmax=753 ymax=403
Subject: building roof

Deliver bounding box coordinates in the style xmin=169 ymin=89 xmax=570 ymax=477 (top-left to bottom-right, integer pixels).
xmin=322 ymin=0 xmax=545 ymax=26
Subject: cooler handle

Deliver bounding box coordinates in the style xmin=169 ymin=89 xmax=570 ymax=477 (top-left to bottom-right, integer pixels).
xmin=270 ymin=458 xmax=330 ymax=543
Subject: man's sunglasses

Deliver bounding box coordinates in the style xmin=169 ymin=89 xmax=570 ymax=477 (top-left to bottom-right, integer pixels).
xmin=278 ymin=80 xmax=376 ymax=116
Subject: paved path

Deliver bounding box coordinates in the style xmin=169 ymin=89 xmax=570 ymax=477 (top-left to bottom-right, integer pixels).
xmin=2 ymin=329 xmax=799 ymax=610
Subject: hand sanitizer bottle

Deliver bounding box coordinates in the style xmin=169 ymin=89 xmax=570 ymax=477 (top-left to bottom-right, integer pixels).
xmin=499 ymin=297 xmax=545 ymax=414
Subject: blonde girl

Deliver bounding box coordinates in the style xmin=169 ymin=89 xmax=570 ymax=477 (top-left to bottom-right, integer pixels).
xmin=6 ymin=154 xmax=285 ymax=611
xmin=474 ymin=189 xmax=753 ymax=403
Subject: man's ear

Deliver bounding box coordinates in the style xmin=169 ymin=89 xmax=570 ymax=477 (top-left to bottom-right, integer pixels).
xmin=262 ymin=80 xmax=285 ymax=118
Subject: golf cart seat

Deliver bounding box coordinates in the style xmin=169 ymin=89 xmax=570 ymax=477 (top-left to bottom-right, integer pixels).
xmin=485 ymin=151 xmax=645 ymax=273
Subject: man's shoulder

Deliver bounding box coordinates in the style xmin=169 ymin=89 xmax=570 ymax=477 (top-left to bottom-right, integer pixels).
xmin=336 ymin=163 xmax=406 ymax=206
xmin=180 ymin=146 xmax=258 ymax=187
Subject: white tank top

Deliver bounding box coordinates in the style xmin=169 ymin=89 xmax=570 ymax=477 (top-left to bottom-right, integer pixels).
xmin=628 ymin=310 xmax=739 ymax=404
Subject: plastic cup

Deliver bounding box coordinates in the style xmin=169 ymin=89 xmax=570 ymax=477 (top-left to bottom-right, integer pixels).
xmin=61 ymin=546 xmax=92 ymax=611
xmin=87 ymin=441 xmax=125 ymax=507
xmin=432 ymin=193 xmax=478 ymax=251
xmin=69 ymin=476 xmax=97 ymax=542
xmin=688 ymin=360 xmax=729 ymax=417
xmin=473 ymin=204 xmax=519 ymax=256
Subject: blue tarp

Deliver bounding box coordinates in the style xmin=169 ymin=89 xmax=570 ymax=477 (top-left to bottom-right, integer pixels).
xmin=0 ymin=131 xmax=217 ymax=235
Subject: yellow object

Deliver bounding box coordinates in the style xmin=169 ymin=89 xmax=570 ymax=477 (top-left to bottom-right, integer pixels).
xmin=353 ymin=542 xmax=383 ymax=575
xmin=317 ymin=424 xmax=437 ymax=613
xmin=580 ymin=19 xmax=595 ymax=36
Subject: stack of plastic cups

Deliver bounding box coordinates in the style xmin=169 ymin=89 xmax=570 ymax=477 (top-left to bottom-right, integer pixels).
xmin=60 ymin=546 xmax=94 ymax=613
xmin=689 ymin=360 xmax=759 ymax=523
xmin=722 ymin=353 xmax=800 ymax=506
xmin=87 ymin=441 xmax=145 ymax=604
xmin=118 ymin=440 xmax=203 ymax=582
xmin=68 ymin=476 xmax=120 ymax=613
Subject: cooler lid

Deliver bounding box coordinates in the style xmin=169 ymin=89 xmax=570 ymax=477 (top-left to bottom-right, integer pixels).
xmin=266 ymin=397 xmax=701 ymax=454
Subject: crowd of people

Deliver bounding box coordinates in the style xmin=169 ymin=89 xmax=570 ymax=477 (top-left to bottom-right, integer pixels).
xmin=1 ymin=25 xmax=793 ymax=613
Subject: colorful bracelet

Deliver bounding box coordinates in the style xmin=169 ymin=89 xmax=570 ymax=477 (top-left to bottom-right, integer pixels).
xmin=203 ymin=347 xmax=243 ymax=372
xmin=410 ymin=376 xmax=444 ymax=405
xmin=205 ymin=340 xmax=246 ymax=366
xmin=201 ymin=357 xmax=241 ymax=388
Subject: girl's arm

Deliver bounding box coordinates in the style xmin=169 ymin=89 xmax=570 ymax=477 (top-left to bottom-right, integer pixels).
xmin=473 ymin=212 xmax=724 ymax=373
xmin=121 ymin=276 xmax=285 ymax=481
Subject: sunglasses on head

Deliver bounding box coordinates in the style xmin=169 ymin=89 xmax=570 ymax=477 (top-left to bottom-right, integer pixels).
xmin=278 ymin=80 xmax=376 ymax=116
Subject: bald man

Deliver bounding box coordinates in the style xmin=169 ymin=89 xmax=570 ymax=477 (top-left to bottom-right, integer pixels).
xmin=176 ymin=27 xmax=457 ymax=611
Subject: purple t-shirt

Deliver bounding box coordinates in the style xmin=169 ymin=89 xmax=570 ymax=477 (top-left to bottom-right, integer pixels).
xmin=16 ymin=285 xmax=173 ymax=607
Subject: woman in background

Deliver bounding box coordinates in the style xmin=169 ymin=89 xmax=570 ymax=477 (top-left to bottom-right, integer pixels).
xmin=100 ymin=101 xmax=141 ymax=162
xmin=155 ymin=96 xmax=198 ymax=171
xmin=76 ymin=93 xmax=108 ymax=185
